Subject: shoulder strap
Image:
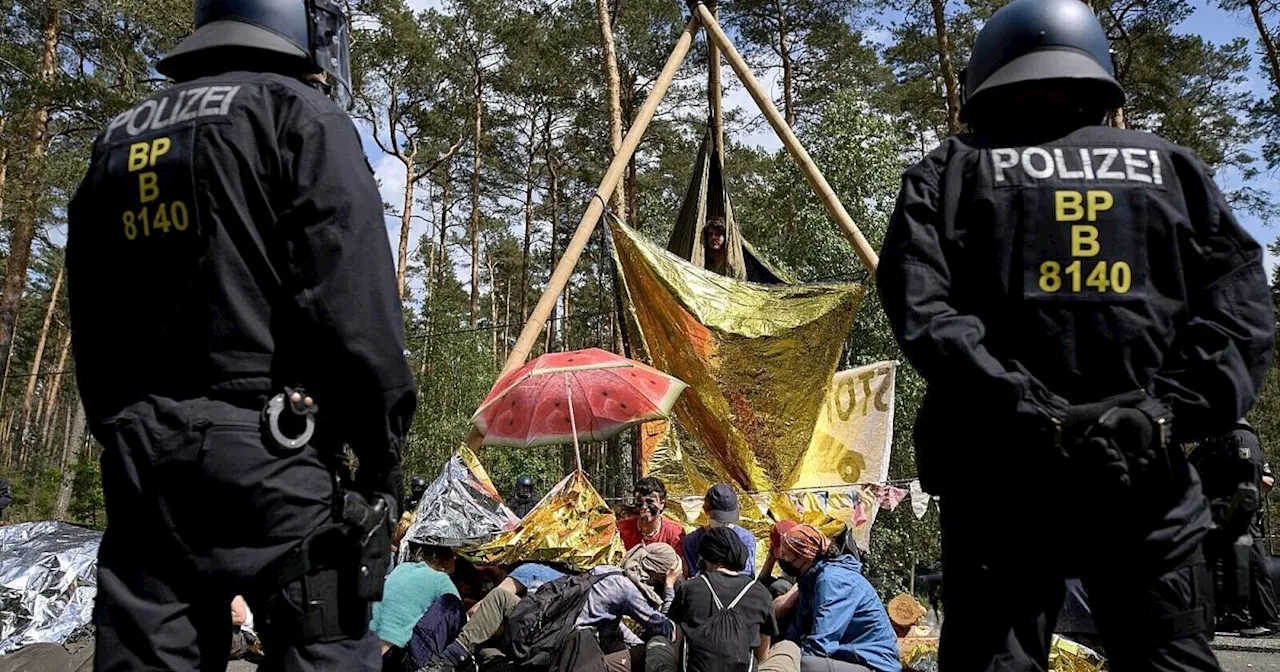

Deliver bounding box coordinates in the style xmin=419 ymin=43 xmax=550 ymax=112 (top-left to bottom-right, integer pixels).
xmin=726 ymin=580 xmax=754 ymax=610
xmin=699 ymin=573 xmax=725 ymax=610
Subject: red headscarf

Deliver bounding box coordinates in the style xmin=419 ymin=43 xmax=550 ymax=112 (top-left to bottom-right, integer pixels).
xmin=773 ymin=522 xmax=829 ymax=560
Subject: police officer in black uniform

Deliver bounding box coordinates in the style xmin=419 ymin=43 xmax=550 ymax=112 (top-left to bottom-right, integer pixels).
xmin=877 ymin=0 xmax=1275 ymax=669
xmin=66 ymin=0 xmax=416 ymax=669
xmin=509 ymin=475 xmax=537 ymax=518
xmin=1190 ymin=421 xmax=1269 ymax=633
xmin=407 ymin=474 xmax=429 ymax=513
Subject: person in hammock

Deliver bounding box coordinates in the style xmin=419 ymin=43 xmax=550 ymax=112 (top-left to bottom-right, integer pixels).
xmin=703 ymin=216 xmax=729 ymax=276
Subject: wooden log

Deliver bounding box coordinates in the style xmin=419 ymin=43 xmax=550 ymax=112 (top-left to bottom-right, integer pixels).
xmin=694 ymin=3 xmax=879 ymax=272
xmin=888 ymin=592 xmax=927 ymax=637
xmin=708 ymin=5 xmax=724 ymax=166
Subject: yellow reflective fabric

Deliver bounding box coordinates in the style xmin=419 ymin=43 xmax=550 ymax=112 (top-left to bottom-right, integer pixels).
xmin=473 ymin=470 xmax=625 ymax=571
xmin=610 ymin=219 xmax=863 ymax=495
xmin=457 ymin=443 xmax=503 ymax=502
xmin=1048 ymin=635 xmax=1108 ymax=672
xmin=900 ymin=637 xmax=1106 ymax=672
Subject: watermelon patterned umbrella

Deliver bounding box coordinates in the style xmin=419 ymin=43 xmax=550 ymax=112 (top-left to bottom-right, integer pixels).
xmin=470 ymin=348 xmax=688 ymax=469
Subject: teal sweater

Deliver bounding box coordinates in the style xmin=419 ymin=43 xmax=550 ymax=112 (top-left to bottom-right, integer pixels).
xmin=370 ymin=562 xmax=459 ymax=647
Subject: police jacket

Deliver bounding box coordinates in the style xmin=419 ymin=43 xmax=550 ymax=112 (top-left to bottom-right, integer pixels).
xmin=66 ymin=71 xmax=416 ymax=498
xmin=877 ymin=125 xmax=1275 ymax=494
xmin=1190 ymin=427 xmax=1270 ymax=537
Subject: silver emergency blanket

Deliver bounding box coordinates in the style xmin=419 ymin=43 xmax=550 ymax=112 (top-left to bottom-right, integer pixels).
xmin=401 ymin=450 xmax=519 ymax=551
xmin=0 ymin=522 xmax=101 ymax=654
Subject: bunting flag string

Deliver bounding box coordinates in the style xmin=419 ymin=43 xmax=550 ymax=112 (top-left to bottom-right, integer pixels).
xmin=678 ymin=496 xmax=705 ymax=523
xmin=909 ymin=480 xmax=930 ymax=520
xmin=600 ymin=479 xmax=937 ymax=525
xmin=749 ymin=492 xmax=773 ymax=517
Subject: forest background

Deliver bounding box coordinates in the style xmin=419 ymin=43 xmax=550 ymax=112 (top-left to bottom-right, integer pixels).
xmin=2 ymin=0 xmax=1279 ymax=594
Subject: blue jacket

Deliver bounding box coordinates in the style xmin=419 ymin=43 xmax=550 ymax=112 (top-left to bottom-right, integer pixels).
xmin=683 ymin=525 xmax=758 ymax=577
xmin=786 ymin=555 xmax=901 ymax=672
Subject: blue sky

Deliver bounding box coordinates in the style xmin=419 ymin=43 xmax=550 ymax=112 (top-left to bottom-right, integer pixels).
xmin=358 ymin=0 xmax=1279 ymax=280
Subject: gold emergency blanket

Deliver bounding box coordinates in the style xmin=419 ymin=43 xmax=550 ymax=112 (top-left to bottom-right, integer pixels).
xmin=474 ymin=470 xmax=625 ymax=571
xmin=900 ymin=637 xmax=1105 ymax=672
xmin=610 ymin=219 xmax=864 ymax=494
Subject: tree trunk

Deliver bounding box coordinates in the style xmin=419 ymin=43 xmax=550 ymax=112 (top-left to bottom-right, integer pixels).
xmin=437 ymin=166 xmax=452 ymax=292
xmin=396 ymin=149 xmax=417 ymax=299
xmin=521 ymin=115 xmax=537 ymax=322
xmin=563 ymin=290 xmax=572 ymax=351
xmin=487 ymin=248 xmax=498 ymax=365
xmin=38 ymin=330 xmax=71 ymax=451
xmin=503 ymin=276 xmax=512 ymax=360
xmin=470 ymin=68 xmax=484 ymax=328
xmin=596 ymin=0 xmax=627 ymax=221
xmin=1248 ymin=0 xmax=1280 ymax=88
xmin=0 ymin=312 xmax=17 ymax=468
xmin=54 ymin=401 xmax=70 ymax=469
xmin=52 ymin=399 xmax=86 ymax=521
xmin=0 ymin=4 xmax=59 ymax=388
xmin=546 ymin=155 xmax=561 ymax=352
xmin=774 ymin=0 xmax=795 ymax=128
xmin=423 ymin=180 xmax=437 ymax=305
xmin=627 ymin=153 xmax=638 ymax=228
xmin=19 ymin=262 xmax=64 ymax=455
xmin=0 ymin=117 xmax=9 ymax=226
xmin=1109 ymin=107 xmax=1127 ymax=129
xmin=930 ymin=0 xmax=961 ymax=135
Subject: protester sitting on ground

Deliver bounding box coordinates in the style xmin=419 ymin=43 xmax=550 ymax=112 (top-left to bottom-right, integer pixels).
xmin=453 ymin=558 xmax=507 ymax=612
xmin=373 ymin=542 xmax=465 ymax=667
xmin=618 ymin=477 xmax=686 ymax=551
xmin=769 ymin=523 xmax=900 ymax=672
xmin=649 ymin=526 xmax=799 ymax=672
xmin=229 ymin=595 xmax=259 ymax=661
xmin=433 ymin=543 xmax=683 ymax=672
xmin=682 ymin=484 xmax=757 ymax=578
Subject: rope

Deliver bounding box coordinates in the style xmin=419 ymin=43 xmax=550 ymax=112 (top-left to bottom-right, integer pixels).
xmin=597 ymin=477 xmax=923 ymax=505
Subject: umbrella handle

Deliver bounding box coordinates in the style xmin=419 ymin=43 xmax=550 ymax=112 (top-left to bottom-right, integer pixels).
xmin=566 ymin=373 xmax=583 ymax=473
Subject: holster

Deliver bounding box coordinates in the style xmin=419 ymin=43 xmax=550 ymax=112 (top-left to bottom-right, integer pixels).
xmin=266 ymin=490 xmax=393 ymax=643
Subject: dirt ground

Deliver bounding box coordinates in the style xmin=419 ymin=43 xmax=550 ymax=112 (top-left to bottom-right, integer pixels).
xmin=223 ymin=648 xmax=1280 ymax=672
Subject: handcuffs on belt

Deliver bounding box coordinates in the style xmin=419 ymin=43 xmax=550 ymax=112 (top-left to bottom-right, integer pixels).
xmin=264 ymin=386 xmax=318 ymax=451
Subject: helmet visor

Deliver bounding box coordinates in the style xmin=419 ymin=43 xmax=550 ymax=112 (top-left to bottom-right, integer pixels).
xmin=310 ymin=0 xmax=352 ymax=109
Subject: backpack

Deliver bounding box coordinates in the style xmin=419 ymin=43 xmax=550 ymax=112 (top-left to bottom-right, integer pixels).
xmin=504 ymin=571 xmax=621 ymax=670
xmin=681 ymin=574 xmax=758 ymax=672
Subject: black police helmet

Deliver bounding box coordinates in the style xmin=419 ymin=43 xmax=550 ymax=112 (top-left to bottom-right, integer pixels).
xmin=158 ymin=0 xmax=310 ymax=76
xmin=158 ymin=0 xmax=353 ymax=107
xmin=410 ymin=475 xmax=428 ymax=490
xmin=516 ymin=476 xmax=534 ymax=488
xmin=961 ymin=0 xmax=1124 ymax=122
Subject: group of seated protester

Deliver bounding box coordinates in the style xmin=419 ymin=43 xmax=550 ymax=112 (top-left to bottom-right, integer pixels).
xmin=371 ymin=477 xmax=901 ymax=672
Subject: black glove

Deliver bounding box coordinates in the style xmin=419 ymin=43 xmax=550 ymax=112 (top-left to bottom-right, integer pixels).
xmin=1062 ymin=393 xmax=1171 ymax=489
xmin=1084 ymin=399 xmax=1173 ymax=487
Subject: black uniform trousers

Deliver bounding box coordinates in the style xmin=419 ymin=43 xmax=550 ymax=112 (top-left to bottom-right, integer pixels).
xmin=91 ymin=396 xmax=380 ymax=671
xmin=936 ymin=462 xmax=1220 ymax=672
xmin=1204 ymin=528 xmax=1253 ymax=629
xmin=1248 ymin=538 xmax=1279 ymax=628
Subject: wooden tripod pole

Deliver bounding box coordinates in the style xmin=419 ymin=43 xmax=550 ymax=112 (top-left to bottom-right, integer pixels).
xmin=707 ymin=5 xmax=724 ymax=166
xmin=501 ymin=17 xmax=701 ymax=378
xmin=693 ymin=2 xmax=879 ymax=272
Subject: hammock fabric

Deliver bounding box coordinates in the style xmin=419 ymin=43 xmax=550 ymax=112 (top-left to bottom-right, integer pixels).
xmin=664 ymin=126 xmax=793 ymax=285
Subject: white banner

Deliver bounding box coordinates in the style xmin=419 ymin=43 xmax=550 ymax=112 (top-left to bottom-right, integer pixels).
xmin=791 ymin=361 xmax=897 ymax=550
